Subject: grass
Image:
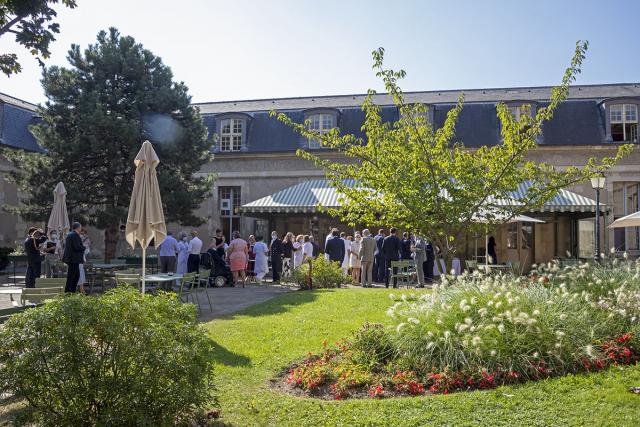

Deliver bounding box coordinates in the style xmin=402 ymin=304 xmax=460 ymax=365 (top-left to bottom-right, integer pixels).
xmin=206 ymin=288 xmax=640 ymax=427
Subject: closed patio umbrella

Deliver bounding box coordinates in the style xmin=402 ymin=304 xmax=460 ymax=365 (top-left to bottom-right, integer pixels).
xmin=125 ymin=140 xmax=167 ymax=294
xmin=609 ymin=211 xmax=640 ymax=228
xmin=47 ymin=182 xmax=70 ymax=235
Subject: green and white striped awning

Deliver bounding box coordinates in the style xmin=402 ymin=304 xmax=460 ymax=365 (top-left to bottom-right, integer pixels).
xmin=240 ymin=179 xmax=601 ymax=214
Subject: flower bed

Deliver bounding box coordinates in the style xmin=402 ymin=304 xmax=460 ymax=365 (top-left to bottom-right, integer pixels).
xmin=278 ymin=260 xmax=640 ymax=400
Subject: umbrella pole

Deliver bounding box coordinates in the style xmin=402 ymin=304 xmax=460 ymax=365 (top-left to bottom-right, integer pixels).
xmin=485 ymin=225 xmax=489 ymax=271
xmin=142 ymin=246 xmax=146 ymax=294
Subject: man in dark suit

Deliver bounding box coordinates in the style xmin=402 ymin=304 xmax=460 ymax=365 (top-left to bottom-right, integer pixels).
xmin=373 ymin=229 xmax=385 ymax=283
xmin=425 ymin=239 xmax=436 ymax=283
xmin=24 ymin=227 xmax=46 ymax=288
xmin=382 ymin=227 xmax=401 ymax=288
xmin=63 ymin=222 xmax=86 ymax=293
xmin=270 ymin=231 xmax=284 ymax=283
xmin=324 ymin=229 xmax=345 ymax=265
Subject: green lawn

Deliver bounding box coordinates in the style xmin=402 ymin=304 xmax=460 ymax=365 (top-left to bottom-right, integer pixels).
xmin=206 ymin=288 xmax=640 ymax=427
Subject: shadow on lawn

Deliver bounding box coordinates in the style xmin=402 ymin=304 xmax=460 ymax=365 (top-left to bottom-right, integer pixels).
xmin=230 ymin=288 xmax=334 ymax=318
xmin=211 ymin=340 xmax=252 ymax=367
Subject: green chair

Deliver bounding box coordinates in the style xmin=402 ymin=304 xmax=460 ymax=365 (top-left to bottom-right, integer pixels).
xmin=35 ymin=277 xmax=66 ymax=288
xmin=114 ymin=273 xmax=142 ymax=289
xmin=21 ymin=286 xmax=64 ymax=306
xmin=176 ymin=273 xmax=197 ymax=306
xmin=389 ymin=260 xmax=416 ymax=288
xmin=465 ymin=260 xmax=478 ymax=272
xmin=196 ymin=270 xmax=214 ymax=312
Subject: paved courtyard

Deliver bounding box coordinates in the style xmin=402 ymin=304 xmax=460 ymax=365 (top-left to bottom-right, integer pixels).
xmin=0 ymin=275 xmax=293 ymax=321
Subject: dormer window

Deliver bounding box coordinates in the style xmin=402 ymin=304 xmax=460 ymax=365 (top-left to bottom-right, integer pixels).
xmin=220 ymin=118 xmax=244 ymax=152
xmin=610 ymin=104 xmax=638 ymax=142
xmin=307 ymin=113 xmax=334 ymax=149
xmin=508 ymin=104 xmax=531 ymax=121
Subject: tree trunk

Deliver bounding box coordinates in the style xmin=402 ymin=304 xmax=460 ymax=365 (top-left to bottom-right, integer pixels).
xmin=104 ymin=225 xmax=119 ymax=262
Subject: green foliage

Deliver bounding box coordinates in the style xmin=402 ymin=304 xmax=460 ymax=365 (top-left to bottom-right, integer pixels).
xmin=199 ymin=289 xmax=640 ymax=425
xmin=348 ymin=322 xmax=396 ymax=370
xmin=272 ymin=42 xmax=632 ymax=269
xmin=288 ymin=256 xmax=349 ymax=289
xmin=0 ymin=287 xmax=216 ymax=426
xmin=3 ymin=27 xmax=215 ymax=257
xmin=0 ymin=0 xmax=77 ymax=76
xmin=388 ymin=262 xmax=640 ymax=380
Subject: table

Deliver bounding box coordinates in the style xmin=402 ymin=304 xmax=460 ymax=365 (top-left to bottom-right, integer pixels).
xmin=91 ymin=263 xmax=129 ymax=270
xmin=143 ymin=274 xmax=183 ymax=291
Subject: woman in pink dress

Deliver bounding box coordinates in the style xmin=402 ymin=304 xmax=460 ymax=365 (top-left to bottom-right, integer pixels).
xmin=227 ymin=231 xmax=248 ymax=287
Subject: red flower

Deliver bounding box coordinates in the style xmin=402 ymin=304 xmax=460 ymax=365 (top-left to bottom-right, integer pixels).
xmin=617 ymin=333 xmax=633 ymax=344
xmin=368 ymin=384 xmax=385 ymax=398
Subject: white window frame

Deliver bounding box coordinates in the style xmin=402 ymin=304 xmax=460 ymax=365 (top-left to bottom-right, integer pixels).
xmin=610 ymin=104 xmax=638 ymax=142
xmin=219 ymin=118 xmax=244 ymax=152
xmin=307 ymin=113 xmax=334 ymax=149
xmin=508 ymin=104 xmax=531 ymax=121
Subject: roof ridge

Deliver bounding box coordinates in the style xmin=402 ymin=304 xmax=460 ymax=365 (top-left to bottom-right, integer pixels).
xmin=192 ymin=83 xmax=640 ymax=106
xmin=0 ymin=92 xmax=38 ymax=110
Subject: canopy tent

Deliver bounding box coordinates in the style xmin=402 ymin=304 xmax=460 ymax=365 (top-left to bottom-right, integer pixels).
xmin=125 ymin=141 xmax=167 ymax=294
xmin=47 ymin=182 xmax=70 ymax=235
xmin=240 ymin=179 xmax=601 ymax=214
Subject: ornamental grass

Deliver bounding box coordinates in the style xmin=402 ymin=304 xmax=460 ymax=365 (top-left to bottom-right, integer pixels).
xmin=285 ymin=260 xmax=640 ymax=399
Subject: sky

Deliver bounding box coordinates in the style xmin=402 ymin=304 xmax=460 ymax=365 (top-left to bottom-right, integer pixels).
xmin=1 ymin=0 xmax=639 ymax=105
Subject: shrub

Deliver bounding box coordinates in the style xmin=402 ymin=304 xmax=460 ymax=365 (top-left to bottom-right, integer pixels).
xmin=288 ymin=256 xmax=348 ymax=289
xmin=388 ymin=266 xmax=638 ymax=381
xmin=0 ymin=287 xmax=216 ymax=426
xmin=348 ymin=322 xmax=396 ymax=370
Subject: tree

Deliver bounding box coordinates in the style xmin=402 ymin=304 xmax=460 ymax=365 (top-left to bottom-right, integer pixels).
xmin=272 ymin=42 xmax=633 ymax=271
xmin=0 ymin=0 xmax=77 ymax=76
xmin=3 ymin=28 xmax=214 ymax=259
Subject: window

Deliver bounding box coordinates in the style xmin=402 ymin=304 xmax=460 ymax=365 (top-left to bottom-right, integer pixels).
xmin=521 ymin=223 xmax=533 ymax=249
xmin=506 ymin=222 xmax=518 ymax=249
xmin=307 ymin=113 xmax=334 ymax=149
xmin=578 ymin=220 xmax=594 ymax=258
xmin=219 ymin=186 xmax=241 ymax=216
xmin=508 ymin=104 xmax=531 ymax=121
xmin=218 ymin=186 xmax=241 ymax=238
xmin=219 ymin=118 xmax=244 ymax=152
xmin=612 ymin=182 xmax=640 ymax=252
xmin=610 ymin=104 xmax=638 ymax=142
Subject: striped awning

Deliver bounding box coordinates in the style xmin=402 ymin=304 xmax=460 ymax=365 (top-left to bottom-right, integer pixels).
xmin=240 ymin=179 xmax=602 ymax=214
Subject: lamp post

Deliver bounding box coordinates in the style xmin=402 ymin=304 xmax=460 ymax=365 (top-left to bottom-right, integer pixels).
xmin=590 ymin=174 xmax=606 ymax=262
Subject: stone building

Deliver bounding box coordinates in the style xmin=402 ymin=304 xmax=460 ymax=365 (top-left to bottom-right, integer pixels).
xmin=0 ymin=93 xmax=41 ymax=249
xmin=193 ymin=83 xmax=640 ymax=270
xmin=2 ymin=83 xmax=640 ymax=270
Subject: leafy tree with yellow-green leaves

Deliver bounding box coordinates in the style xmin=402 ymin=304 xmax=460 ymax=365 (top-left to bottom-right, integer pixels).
xmin=272 ymin=41 xmax=632 ymax=271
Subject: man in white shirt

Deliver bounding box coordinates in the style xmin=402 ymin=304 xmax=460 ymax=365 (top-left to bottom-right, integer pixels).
xmin=187 ymin=230 xmax=203 ymax=273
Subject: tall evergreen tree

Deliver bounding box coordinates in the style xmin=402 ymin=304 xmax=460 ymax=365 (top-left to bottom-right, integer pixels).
xmin=4 ymin=28 xmax=214 ymax=259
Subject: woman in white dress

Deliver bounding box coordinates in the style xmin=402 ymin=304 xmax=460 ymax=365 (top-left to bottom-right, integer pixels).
xmin=252 ymin=235 xmax=269 ymax=283
xmin=176 ymin=232 xmax=189 ymax=274
xmin=78 ymin=229 xmax=92 ymax=294
xmin=341 ymin=233 xmax=351 ymax=275
xmin=302 ymin=235 xmax=314 ymax=262
xmin=293 ymin=234 xmax=304 ymax=269
xmin=350 ymin=233 xmax=362 ymax=285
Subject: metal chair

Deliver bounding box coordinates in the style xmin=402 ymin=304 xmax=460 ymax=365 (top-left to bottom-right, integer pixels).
xmin=465 ymin=260 xmax=478 ymax=272
xmin=389 ymin=260 xmax=416 ymax=288
xmin=176 ymin=273 xmax=198 ymax=306
xmin=196 ymin=270 xmax=214 ymax=311
xmin=35 ymin=278 xmax=66 ymax=288
xmin=21 ymin=286 xmax=64 ymax=306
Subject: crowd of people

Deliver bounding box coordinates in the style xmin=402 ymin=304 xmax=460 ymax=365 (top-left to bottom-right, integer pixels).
xmin=324 ymin=227 xmax=436 ymax=288
xmin=24 ymin=222 xmax=92 ymax=293
xmin=22 ymin=223 xmax=449 ymax=292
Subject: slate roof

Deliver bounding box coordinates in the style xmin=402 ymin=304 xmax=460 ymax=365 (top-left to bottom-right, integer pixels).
xmin=195 ymin=83 xmax=640 ymax=114
xmin=196 ymin=83 xmax=640 ymax=152
xmin=0 ymin=92 xmax=42 ymax=152
xmin=240 ymin=179 xmax=599 ymax=214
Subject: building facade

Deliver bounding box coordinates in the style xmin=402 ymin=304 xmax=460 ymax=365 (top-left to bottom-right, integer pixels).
xmin=1 ymin=84 xmax=640 ymax=269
